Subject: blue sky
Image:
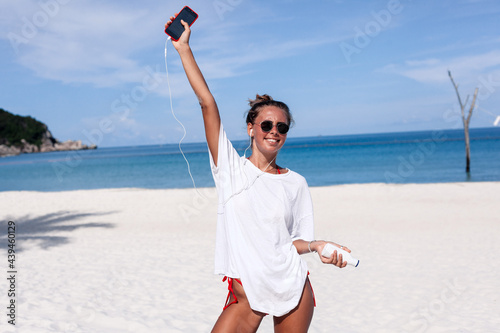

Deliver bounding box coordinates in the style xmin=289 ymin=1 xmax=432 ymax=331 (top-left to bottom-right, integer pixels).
xmin=1 ymin=0 xmax=500 ymax=147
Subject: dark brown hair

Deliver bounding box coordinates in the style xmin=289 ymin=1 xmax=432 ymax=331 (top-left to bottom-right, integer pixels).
xmin=245 ymin=94 xmax=294 ymax=127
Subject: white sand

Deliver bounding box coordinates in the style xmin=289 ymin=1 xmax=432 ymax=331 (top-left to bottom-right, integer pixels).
xmin=0 ymin=182 xmax=499 ymax=332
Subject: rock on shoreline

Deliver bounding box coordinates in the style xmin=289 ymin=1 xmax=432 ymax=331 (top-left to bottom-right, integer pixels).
xmin=0 ymin=129 xmax=97 ymax=158
xmin=0 ymin=138 xmax=97 ymax=157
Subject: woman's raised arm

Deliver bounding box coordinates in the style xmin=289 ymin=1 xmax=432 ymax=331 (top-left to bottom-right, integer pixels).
xmin=166 ymin=17 xmax=221 ymax=164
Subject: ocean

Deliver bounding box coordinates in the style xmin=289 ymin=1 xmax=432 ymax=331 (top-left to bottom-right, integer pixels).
xmin=1 ymin=127 xmax=499 ymax=192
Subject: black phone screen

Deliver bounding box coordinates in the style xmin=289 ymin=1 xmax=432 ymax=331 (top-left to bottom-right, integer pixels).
xmin=165 ymin=6 xmax=198 ymax=41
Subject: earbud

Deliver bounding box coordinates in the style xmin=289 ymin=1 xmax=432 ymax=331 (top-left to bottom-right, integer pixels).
xmin=250 ymin=129 xmax=253 ymax=136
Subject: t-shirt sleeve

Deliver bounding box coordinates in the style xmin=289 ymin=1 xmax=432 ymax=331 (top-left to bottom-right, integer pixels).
xmin=208 ymin=123 xmax=243 ymax=198
xmin=290 ymin=177 xmax=315 ymax=242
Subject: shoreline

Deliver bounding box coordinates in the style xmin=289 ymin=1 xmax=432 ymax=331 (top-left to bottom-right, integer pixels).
xmin=0 ymin=179 xmax=499 ymax=194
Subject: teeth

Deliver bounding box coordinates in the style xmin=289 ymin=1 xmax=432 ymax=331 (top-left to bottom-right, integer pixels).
xmin=266 ymin=139 xmax=277 ymax=143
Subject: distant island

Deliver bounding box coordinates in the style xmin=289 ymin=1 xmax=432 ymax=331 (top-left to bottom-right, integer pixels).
xmin=0 ymin=108 xmax=96 ymax=157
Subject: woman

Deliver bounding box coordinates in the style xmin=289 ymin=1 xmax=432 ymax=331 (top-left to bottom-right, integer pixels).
xmin=166 ymin=17 xmax=351 ymax=333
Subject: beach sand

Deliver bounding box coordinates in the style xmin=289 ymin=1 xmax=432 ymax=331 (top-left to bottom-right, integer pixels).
xmin=1 ymin=182 xmax=499 ymax=332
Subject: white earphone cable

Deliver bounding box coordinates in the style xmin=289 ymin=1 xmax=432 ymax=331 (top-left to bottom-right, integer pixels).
xmin=164 ymin=38 xmax=204 ymax=197
xmin=164 ymin=37 xmax=281 ymax=205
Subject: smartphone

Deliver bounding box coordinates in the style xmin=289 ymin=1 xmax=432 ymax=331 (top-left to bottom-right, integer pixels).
xmin=165 ymin=6 xmax=198 ymax=41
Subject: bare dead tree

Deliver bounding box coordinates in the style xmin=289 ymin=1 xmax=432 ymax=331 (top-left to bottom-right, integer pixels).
xmin=448 ymin=71 xmax=478 ymax=174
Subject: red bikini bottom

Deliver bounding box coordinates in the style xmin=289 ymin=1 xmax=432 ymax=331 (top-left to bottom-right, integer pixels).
xmin=222 ymin=276 xmax=242 ymax=310
xmin=222 ymin=272 xmax=316 ymax=312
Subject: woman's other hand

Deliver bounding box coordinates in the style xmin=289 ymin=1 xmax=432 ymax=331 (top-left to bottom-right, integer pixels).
xmin=314 ymin=241 xmax=350 ymax=268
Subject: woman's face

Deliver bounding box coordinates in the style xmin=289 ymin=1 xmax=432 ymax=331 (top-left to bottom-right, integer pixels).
xmin=248 ymin=105 xmax=288 ymax=155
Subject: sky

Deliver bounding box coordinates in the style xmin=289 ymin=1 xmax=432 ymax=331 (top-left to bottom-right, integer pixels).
xmin=1 ymin=0 xmax=500 ymax=147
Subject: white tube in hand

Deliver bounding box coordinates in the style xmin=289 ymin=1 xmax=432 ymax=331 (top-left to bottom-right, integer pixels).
xmin=321 ymin=243 xmax=359 ymax=267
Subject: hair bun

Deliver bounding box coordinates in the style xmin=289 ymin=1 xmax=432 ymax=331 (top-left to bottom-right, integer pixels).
xmin=245 ymin=93 xmax=293 ymax=127
xmin=248 ymin=94 xmax=273 ymax=107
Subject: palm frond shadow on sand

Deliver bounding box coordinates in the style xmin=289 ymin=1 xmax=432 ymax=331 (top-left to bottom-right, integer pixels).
xmin=2 ymin=211 xmax=116 ymax=251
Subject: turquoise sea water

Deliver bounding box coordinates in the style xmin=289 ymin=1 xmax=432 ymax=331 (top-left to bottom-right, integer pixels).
xmin=1 ymin=127 xmax=499 ymax=192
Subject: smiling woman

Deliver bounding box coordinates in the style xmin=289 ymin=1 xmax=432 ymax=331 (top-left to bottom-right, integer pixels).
xmin=165 ymin=13 xmax=352 ymax=333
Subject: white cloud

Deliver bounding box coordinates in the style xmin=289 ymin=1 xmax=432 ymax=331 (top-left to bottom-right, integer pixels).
xmin=79 ymin=108 xmax=144 ymax=146
xmin=381 ymin=50 xmax=500 ymax=84
xmin=2 ymin=0 xmax=337 ymax=90
xmin=196 ymin=36 xmax=333 ymax=81
xmin=3 ymin=1 xmax=174 ymax=87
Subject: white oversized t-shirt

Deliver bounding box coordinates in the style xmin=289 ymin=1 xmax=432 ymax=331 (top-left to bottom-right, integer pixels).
xmin=209 ymin=124 xmax=315 ymax=316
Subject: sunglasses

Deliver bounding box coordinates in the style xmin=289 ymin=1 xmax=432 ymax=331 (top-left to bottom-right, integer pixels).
xmin=259 ymin=120 xmax=289 ymax=135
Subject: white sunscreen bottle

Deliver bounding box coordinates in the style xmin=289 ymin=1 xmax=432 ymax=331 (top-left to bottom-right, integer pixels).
xmin=321 ymin=243 xmax=359 ymax=267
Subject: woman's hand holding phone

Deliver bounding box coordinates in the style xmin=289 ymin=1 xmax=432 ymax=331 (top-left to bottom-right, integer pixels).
xmin=165 ymin=16 xmax=191 ymax=51
xmin=165 ymin=6 xmax=197 ymax=50
xmin=164 ymin=6 xmax=221 ymax=160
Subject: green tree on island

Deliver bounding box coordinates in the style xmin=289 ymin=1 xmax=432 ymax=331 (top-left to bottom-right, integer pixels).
xmin=0 ymin=108 xmax=52 ymax=148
